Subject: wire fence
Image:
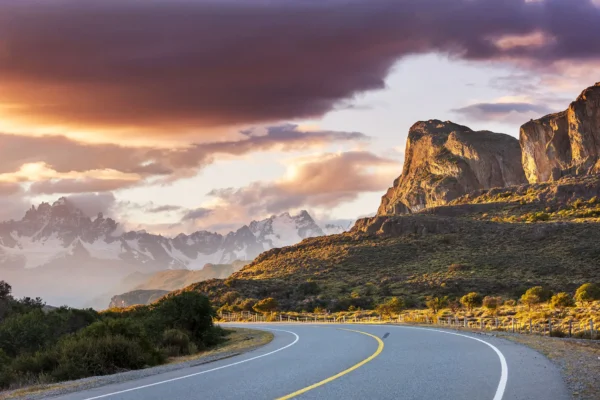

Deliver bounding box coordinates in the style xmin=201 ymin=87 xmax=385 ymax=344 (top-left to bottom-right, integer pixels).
xmin=217 ymin=311 xmax=599 ymax=340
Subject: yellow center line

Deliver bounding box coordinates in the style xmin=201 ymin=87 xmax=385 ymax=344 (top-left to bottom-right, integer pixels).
xmin=275 ymin=328 xmax=385 ymax=400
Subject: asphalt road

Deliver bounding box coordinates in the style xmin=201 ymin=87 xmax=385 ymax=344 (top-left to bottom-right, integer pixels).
xmin=51 ymin=324 xmax=570 ymax=400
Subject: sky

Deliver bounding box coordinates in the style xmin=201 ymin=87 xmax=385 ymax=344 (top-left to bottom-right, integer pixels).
xmin=0 ymin=0 xmax=599 ymax=235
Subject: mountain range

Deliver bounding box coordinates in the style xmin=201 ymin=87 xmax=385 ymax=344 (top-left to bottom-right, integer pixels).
xmin=0 ymin=199 xmax=350 ymax=307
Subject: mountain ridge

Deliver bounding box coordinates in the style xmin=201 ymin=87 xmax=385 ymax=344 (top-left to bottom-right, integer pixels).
xmin=0 ymin=198 xmax=348 ymax=306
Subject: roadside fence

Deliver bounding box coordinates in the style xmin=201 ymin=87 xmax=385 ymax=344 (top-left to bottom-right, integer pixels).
xmin=217 ymin=311 xmax=599 ymax=340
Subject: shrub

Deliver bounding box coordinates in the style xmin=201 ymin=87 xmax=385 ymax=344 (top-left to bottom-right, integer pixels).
xmin=550 ymin=292 xmax=575 ymax=310
xmin=425 ymin=296 xmax=448 ymax=313
xmin=150 ymin=292 xmax=215 ymax=346
xmin=238 ymin=298 xmax=257 ymax=312
xmin=483 ymin=296 xmax=502 ymax=313
xmin=51 ymin=335 xmax=160 ymax=381
xmin=520 ymin=286 xmax=552 ymax=310
xmin=161 ymin=329 xmax=192 ymax=357
xmin=460 ymin=292 xmax=482 ymax=311
xmin=253 ymin=298 xmax=278 ymax=313
xmin=504 ymin=299 xmax=517 ymax=307
xmin=376 ymin=297 xmax=404 ymax=317
xmin=448 ymin=264 xmax=468 ymax=273
xmin=574 ymin=283 xmax=600 ymax=306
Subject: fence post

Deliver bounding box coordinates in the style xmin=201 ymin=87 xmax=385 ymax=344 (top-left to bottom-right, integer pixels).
xmin=591 ymin=320 xmax=594 ymax=338
xmin=511 ymin=318 xmax=514 ymax=333
xmin=569 ymin=320 xmax=572 ymax=338
xmin=464 ymin=317 xmax=467 ymax=328
xmin=529 ymin=319 xmax=532 ymax=334
xmin=548 ymin=319 xmax=552 ymax=336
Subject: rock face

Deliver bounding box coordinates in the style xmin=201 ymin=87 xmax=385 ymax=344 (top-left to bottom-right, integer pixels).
xmin=377 ymin=120 xmax=527 ymax=215
xmin=520 ymin=83 xmax=600 ymax=183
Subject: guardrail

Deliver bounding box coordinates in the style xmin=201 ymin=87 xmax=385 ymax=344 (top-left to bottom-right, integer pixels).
xmin=218 ymin=311 xmax=599 ymax=340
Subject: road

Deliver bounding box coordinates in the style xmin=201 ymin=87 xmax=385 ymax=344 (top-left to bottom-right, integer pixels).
xmin=52 ymin=324 xmax=570 ymax=400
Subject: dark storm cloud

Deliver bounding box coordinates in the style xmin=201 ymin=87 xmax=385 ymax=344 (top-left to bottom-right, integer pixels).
xmin=0 ymin=0 xmax=599 ymax=133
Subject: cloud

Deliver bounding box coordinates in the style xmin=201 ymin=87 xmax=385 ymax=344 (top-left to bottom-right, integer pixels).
xmin=29 ymin=178 xmax=139 ymax=195
xmin=65 ymin=193 xmax=117 ymax=218
xmin=0 ymin=0 xmax=599 ymax=135
xmin=204 ymin=151 xmax=400 ymax=222
xmin=0 ymin=124 xmax=366 ymax=193
xmin=181 ymin=208 xmax=213 ymax=222
xmin=452 ymin=101 xmax=555 ymax=123
xmin=147 ymin=205 xmax=182 ymax=214
xmin=0 ymin=182 xmax=22 ymax=196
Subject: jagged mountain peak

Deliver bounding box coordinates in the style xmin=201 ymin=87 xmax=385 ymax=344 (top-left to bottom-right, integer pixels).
xmin=0 ymin=200 xmax=348 ymax=283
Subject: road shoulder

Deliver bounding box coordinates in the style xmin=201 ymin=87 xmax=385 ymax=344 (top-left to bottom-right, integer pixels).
xmin=0 ymin=327 xmax=273 ymax=400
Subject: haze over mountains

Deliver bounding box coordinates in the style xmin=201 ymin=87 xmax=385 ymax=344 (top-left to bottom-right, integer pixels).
xmin=0 ymin=198 xmax=350 ymax=307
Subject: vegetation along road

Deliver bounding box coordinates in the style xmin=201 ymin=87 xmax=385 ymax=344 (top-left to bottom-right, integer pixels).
xmin=51 ymin=323 xmax=569 ymax=400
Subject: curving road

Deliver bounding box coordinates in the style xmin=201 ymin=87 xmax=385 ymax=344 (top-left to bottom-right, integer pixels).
xmin=51 ymin=324 xmax=570 ymax=400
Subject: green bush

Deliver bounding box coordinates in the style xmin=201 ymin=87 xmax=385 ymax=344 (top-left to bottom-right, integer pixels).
xmin=460 ymin=292 xmax=482 ymax=311
xmin=51 ymin=335 xmax=160 ymax=381
xmin=161 ymin=329 xmax=192 ymax=357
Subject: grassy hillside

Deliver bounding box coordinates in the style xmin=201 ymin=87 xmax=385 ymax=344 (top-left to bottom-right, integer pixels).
xmin=182 ymin=176 xmax=600 ymax=312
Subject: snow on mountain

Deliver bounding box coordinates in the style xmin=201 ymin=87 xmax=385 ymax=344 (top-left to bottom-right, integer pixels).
xmin=0 ymin=198 xmax=351 ymax=306
xmin=0 ymin=198 xmax=348 ymax=272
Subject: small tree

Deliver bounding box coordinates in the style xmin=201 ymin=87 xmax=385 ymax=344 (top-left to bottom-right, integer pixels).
xmin=574 ymin=283 xmax=600 ymax=306
xmin=426 ymin=296 xmax=448 ymax=314
xmin=520 ymin=286 xmax=550 ymax=310
xmin=448 ymin=300 xmax=461 ymax=313
xmin=253 ymin=298 xmax=278 ymax=313
xmin=0 ymin=281 xmax=11 ymax=300
xmin=550 ymin=292 xmax=575 ymax=310
xmin=376 ymin=297 xmax=404 ymax=318
xmin=482 ymin=296 xmax=502 ymax=315
xmin=460 ymin=292 xmax=482 ymax=311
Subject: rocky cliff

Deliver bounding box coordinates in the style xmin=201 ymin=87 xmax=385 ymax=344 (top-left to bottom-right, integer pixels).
xmin=377 ymin=120 xmax=526 ymax=215
xmin=520 ymin=83 xmax=600 ymax=183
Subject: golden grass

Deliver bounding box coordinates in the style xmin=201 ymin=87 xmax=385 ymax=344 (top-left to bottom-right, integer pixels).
xmin=167 ymin=327 xmax=273 ymax=365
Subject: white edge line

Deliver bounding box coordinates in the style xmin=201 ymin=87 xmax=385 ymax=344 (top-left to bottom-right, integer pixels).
xmin=82 ymin=328 xmax=300 ymax=400
xmin=389 ymin=325 xmax=508 ymax=400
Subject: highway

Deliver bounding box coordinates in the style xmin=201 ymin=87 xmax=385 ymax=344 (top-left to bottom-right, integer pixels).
xmin=52 ymin=324 xmax=570 ymax=400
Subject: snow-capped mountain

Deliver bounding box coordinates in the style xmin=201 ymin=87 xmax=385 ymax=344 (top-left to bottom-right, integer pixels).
xmin=0 ymin=198 xmax=348 ymax=306
xmin=0 ymin=198 xmax=343 ymax=271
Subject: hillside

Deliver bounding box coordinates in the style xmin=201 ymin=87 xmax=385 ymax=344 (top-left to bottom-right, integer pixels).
xmin=182 ymin=178 xmax=600 ymax=311
xmin=175 ymin=84 xmax=600 ymax=312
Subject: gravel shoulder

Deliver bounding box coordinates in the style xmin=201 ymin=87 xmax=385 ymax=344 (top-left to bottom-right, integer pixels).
xmin=0 ymin=327 xmax=273 ymax=400
xmin=499 ymin=333 xmax=600 ymax=400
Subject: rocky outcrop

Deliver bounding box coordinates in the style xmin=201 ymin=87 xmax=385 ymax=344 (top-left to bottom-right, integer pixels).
xmin=520 ymin=83 xmax=600 ymax=183
xmin=377 ymin=120 xmax=527 ymax=215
